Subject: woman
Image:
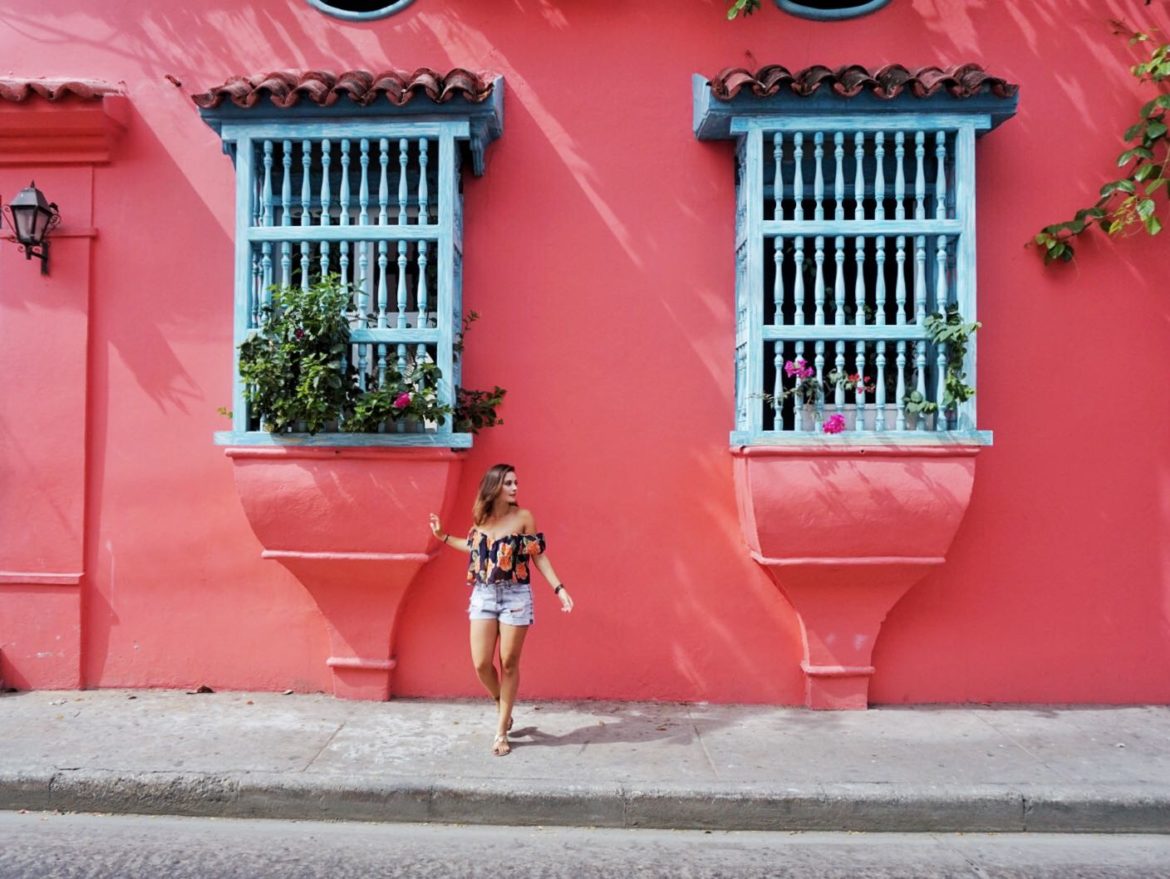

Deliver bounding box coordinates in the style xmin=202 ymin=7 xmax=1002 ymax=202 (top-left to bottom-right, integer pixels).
xmin=430 ymin=463 xmax=574 ymax=756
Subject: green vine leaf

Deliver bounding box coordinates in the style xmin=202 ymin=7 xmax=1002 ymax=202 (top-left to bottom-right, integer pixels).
xmin=1034 ymin=25 xmax=1170 ymax=263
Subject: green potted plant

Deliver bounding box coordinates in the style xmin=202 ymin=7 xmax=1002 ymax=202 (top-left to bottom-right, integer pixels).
xmin=236 ymin=277 xmax=504 ymax=436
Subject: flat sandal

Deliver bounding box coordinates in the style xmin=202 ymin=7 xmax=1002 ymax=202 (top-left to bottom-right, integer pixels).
xmin=492 ymin=733 xmax=511 ymax=757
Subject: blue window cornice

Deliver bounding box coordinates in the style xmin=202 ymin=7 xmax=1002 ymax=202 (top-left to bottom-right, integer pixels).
xmin=305 ymin=0 xmax=417 ymax=21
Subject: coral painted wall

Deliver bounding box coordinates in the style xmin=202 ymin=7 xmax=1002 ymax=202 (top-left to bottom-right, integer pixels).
xmin=1 ymin=0 xmax=1168 ymax=704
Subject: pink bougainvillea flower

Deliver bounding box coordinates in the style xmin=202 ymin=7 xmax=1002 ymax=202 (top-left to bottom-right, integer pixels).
xmin=823 ymin=413 xmax=846 ymax=434
xmin=393 ymin=392 xmax=412 ymax=409
xmin=786 ymin=357 xmax=816 ymax=380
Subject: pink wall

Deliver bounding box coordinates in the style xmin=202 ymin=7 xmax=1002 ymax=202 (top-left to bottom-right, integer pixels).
xmin=1 ymin=0 xmax=1168 ymax=704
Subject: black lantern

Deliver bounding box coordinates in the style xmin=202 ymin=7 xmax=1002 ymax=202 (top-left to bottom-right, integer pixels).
xmin=3 ymin=182 xmax=60 ymax=275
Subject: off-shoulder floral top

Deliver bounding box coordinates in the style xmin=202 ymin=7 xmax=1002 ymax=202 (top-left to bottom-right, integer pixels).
xmin=466 ymin=530 xmax=546 ymax=586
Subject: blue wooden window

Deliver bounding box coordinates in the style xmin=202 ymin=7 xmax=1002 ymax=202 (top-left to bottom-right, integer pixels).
xmin=694 ymin=75 xmax=1017 ymax=445
xmin=200 ymin=81 xmax=503 ymax=446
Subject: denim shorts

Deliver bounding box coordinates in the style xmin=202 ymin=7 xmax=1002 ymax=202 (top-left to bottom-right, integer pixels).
xmin=468 ymin=581 xmax=534 ymax=627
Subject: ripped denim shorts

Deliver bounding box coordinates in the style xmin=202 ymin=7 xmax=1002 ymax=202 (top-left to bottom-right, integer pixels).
xmin=468 ymin=581 xmax=534 ymax=627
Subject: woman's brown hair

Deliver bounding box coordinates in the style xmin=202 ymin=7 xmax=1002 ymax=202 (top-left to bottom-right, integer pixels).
xmin=472 ymin=463 xmax=515 ymax=525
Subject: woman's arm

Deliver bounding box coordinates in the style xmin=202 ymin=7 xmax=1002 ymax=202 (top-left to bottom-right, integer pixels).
xmin=428 ymin=513 xmax=467 ymax=552
xmin=522 ymin=510 xmax=574 ymax=613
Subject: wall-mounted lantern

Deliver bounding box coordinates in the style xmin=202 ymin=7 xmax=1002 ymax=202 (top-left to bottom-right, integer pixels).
xmin=2 ymin=182 xmax=60 ymax=275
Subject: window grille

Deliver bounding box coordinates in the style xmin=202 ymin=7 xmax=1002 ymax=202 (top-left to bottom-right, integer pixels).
xmin=226 ymin=125 xmax=463 ymax=439
xmin=740 ymin=120 xmax=969 ymax=436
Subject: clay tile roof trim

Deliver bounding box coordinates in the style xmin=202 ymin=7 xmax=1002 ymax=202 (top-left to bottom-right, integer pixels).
xmin=709 ymin=64 xmax=1019 ymax=102
xmin=0 ymin=79 xmax=123 ymax=103
xmin=191 ymin=68 xmax=495 ymax=110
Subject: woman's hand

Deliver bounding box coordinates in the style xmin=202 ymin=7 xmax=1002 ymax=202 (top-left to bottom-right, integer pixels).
xmin=557 ymin=587 xmax=574 ymax=614
xmin=428 ymin=513 xmax=443 ymax=538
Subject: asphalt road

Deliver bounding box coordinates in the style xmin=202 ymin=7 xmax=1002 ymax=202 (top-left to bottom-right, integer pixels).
xmin=3 ymin=812 xmax=1170 ymax=878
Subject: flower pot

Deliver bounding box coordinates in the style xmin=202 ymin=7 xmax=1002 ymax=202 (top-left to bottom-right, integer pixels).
xmin=798 ymin=403 xmax=821 ymax=432
xmin=832 ymin=403 xmax=901 ymax=432
xmin=904 ymin=409 xmax=939 ymax=431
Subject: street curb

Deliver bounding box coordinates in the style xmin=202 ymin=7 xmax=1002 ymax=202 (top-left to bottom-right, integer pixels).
xmin=2 ymin=771 xmax=1168 ymax=833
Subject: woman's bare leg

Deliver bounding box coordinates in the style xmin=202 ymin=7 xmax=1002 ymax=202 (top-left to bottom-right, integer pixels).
xmin=469 ymin=619 xmax=500 ymax=700
xmin=496 ymin=624 xmax=529 ymax=744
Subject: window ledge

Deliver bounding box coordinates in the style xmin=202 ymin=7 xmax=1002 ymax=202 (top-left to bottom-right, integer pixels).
xmin=730 ymin=430 xmax=992 ymax=450
xmin=215 ymin=431 xmax=473 ymax=448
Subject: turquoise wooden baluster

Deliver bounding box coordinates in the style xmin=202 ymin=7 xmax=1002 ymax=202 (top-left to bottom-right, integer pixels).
xmin=418 ymin=138 xmax=429 ymax=225
xmin=834 ymin=341 xmax=845 ymax=412
xmin=913 ymin=130 xmax=927 ymax=327
xmin=319 ymin=139 xmax=332 ymax=278
xmin=260 ymin=140 xmax=274 ymax=316
xmin=795 ymin=339 xmax=806 ymax=429
xmin=813 ymin=132 xmax=825 ymax=326
xmin=894 ymin=131 xmax=906 ymax=326
xmin=280 ymin=140 xmax=292 ymax=288
xmin=875 ymin=341 xmax=888 ymax=430
xmin=771 ymin=131 xmax=784 ymax=427
xmin=396 ymin=240 xmax=408 ymax=376
xmin=300 ymin=140 xmax=312 ymax=291
xmin=416 ymin=240 xmax=429 ymax=363
xmin=874 ymin=132 xmax=887 ymax=328
xmin=376 ymin=237 xmax=388 ymax=386
xmin=378 ymin=139 xmax=389 ymax=225
xmin=398 ymin=138 xmax=409 ymax=223
xmin=773 ymin=132 xmax=783 ymax=218
xmin=337 ymin=140 xmax=364 ymax=388
xmin=772 ymin=132 xmax=784 ymax=324
xmin=915 ymin=338 xmax=927 ymax=430
xmin=895 ymin=343 xmax=907 ymax=430
xmin=854 ymin=132 xmax=868 ymax=429
xmin=359 ymin=138 xmax=371 ymax=226
xmin=935 ymin=130 xmax=949 ymax=429
xmin=377 ymin=139 xmax=390 ymax=386
xmin=833 ymin=131 xmax=845 ymax=327
xmin=358 ymin=139 xmax=370 ymax=323
xmin=340 ymin=138 xmax=351 ymax=280
xmin=249 ymin=249 xmax=259 ymax=335
xmin=793 ymin=132 xmax=806 ymax=327
xmin=814 ymin=341 xmax=825 ymax=427
xmin=773 ymin=341 xmax=783 ymax=428
xmin=855 ymin=339 xmax=867 ymax=428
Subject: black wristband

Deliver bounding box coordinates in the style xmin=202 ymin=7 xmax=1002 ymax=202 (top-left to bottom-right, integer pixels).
xmin=554 ymin=584 xmax=565 ymax=594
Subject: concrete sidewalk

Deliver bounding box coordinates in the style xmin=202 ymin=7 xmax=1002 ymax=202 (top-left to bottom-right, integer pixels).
xmin=1 ymin=690 xmax=1168 ymax=833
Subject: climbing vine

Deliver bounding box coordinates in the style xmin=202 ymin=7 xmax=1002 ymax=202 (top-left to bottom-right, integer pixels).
xmin=1034 ymin=23 xmax=1170 ymax=263
xmin=727 ymin=0 xmax=762 ymax=19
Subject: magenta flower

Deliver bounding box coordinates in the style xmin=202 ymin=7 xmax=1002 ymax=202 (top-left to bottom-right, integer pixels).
xmin=823 ymin=413 xmax=846 ymax=434
xmin=294 ymin=328 xmax=305 ymax=340
xmin=785 ymin=357 xmax=816 ymax=379
xmin=393 ymin=392 xmax=412 ymax=410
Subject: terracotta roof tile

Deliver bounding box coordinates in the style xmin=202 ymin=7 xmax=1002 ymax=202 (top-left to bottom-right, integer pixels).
xmin=710 ymin=64 xmax=1018 ymax=101
xmin=192 ymin=68 xmax=494 ymax=110
xmin=0 ymin=79 xmax=122 ymax=103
